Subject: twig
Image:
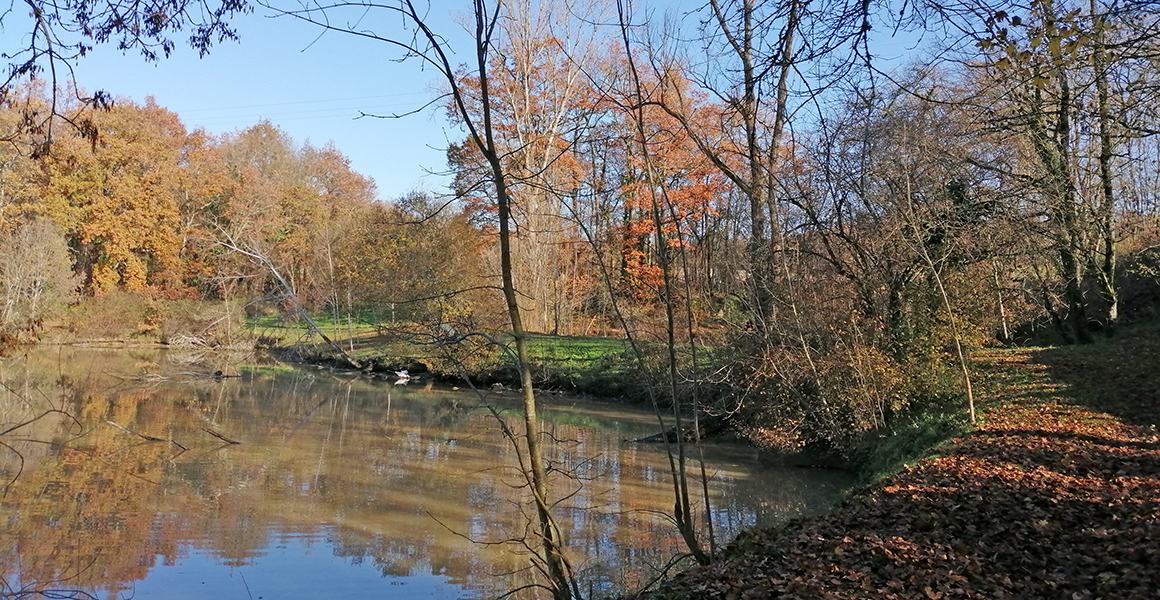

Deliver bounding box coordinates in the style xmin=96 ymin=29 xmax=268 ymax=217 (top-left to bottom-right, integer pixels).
xmin=202 ymin=428 xmax=241 ymax=445
xmin=104 ymin=420 xmax=165 ymax=442
xmin=0 ymin=440 xmax=25 ymax=498
xmin=103 ymin=420 xmax=187 ymax=451
xmin=0 ymin=409 xmax=79 ymax=437
xmin=239 ymin=571 xmax=254 ymax=600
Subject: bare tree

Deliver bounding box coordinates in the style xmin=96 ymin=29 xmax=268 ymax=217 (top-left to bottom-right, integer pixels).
xmin=911 ymin=0 xmax=1160 ymax=340
xmin=0 ymin=217 xmax=80 ymax=334
xmin=213 ymin=226 xmax=364 ymax=369
xmin=633 ymin=0 xmax=869 ymax=330
xmin=613 ymin=0 xmax=713 ymax=565
xmin=263 ymin=0 xmax=579 ymax=596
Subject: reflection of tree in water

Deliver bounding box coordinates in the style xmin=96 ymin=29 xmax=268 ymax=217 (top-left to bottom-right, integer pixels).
xmin=0 ymin=389 xmax=192 ymax=597
xmin=0 ymin=348 xmax=854 ymax=599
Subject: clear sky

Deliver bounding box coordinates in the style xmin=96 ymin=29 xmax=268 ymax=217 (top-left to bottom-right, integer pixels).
xmin=71 ymin=7 xmax=467 ymax=201
xmin=64 ymin=1 xmax=725 ymax=202
xmin=64 ymin=1 xmax=918 ymax=202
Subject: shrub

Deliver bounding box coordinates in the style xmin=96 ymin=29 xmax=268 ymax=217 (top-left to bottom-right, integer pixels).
xmin=65 ymin=291 xmax=154 ymax=340
xmin=852 ymin=402 xmax=972 ymax=480
xmin=727 ymin=331 xmax=964 ymax=458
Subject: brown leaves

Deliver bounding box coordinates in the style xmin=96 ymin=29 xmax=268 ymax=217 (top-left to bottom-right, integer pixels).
xmin=634 ymin=343 xmax=1160 ymax=600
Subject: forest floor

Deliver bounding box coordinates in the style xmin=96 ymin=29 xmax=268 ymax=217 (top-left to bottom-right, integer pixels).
xmin=630 ymin=328 xmax=1160 ymax=600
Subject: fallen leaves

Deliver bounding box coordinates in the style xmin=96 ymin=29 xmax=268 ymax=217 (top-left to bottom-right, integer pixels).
xmin=629 ymin=340 xmax=1160 ymax=600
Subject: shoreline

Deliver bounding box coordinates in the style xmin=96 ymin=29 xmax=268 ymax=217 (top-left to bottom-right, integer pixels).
xmin=621 ymin=345 xmax=1160 ymax=599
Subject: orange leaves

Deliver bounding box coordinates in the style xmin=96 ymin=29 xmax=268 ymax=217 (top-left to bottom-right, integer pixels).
xmin=32 ymin=100 xmax=189 ymax=294
xmin=613 ymin=76 xmax=732 ymax=303
xmin=644 ymin=344 xmax=1160 ymax=600
xmin=6 ymin=91 xmax=385 ymax=305
xmin=620 ymin=247 xmax=663 ymax=297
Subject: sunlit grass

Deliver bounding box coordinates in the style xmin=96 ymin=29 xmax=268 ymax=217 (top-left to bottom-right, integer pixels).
xmin=525 ymin=333 xmax=634 ymax=374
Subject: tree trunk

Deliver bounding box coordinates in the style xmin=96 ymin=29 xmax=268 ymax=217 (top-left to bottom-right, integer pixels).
xmin=1025 ymin=38 xmax=1093 ymax=344
xmin=474 ymin=6 xmax=575 ymax=595
xmin=1091 ymin=0 xmax=1119 ymax=328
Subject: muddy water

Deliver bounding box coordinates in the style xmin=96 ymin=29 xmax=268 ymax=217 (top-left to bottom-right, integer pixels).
xmin=0 ymin=347 xmax=855 ymax=599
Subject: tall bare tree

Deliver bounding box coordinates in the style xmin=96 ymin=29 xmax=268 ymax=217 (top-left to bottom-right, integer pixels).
xmin=636 ymin=0 xmax=868 ymax=331
xmin=265 ymin=0 xmax=578 ymax=596
xmin=915 ymin=0 xmax=1160 ymax=341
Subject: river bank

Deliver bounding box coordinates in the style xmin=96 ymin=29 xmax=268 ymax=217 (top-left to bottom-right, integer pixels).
xmin=625 ymin=332 xmax=1160 ymax=599
xmin=15 ymin=302 xmax=1157 ymax=598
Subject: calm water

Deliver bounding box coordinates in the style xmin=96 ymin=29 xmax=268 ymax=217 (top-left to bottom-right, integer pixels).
xmin=0 ymin=347 xmax=855 ymax=599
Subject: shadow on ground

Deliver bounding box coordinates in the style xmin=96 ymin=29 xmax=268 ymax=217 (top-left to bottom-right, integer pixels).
xmin=1032 ymin=325 xmax=1160 ymax=427
xmin=628 ymin=335 xmax=1160 ymax=600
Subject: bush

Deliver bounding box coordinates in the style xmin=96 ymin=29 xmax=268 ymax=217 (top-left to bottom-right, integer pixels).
xmin=65 ymin=291 xmax=155 ymax=340
xmin=852 ymin=402 xmax=972 ymax=480
xmin=158 ymin=300 xmax=247 ymax=347
xmin=731 ymin=341 xmax=916 ymax=452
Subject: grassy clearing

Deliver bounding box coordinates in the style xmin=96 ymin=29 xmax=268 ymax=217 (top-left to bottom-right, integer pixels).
xmin=247 ymin=314 xmax=640 ymax=374
xmin=245 ymin=312 xmax=382 ymax=345
xmin=524 ymin=333 xmax=634 ymax=373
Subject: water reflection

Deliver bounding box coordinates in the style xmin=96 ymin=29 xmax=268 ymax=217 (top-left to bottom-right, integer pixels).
xmin=0 ymin=348 xmax=855 ymax=599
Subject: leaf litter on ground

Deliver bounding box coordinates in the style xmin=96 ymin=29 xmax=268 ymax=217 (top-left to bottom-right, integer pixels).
xmin=625 ymin=332 xmax=1159 ymax=600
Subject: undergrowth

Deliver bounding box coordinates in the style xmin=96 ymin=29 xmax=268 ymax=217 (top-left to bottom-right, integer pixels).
xmin=853 ymin=404 xmax=973 ymax=481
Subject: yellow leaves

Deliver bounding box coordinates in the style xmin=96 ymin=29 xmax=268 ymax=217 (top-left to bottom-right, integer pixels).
xmin=22 ymin=100 xmax=190 ymax=295
xmin=983 ymin=1 xmax=1094 ymax=77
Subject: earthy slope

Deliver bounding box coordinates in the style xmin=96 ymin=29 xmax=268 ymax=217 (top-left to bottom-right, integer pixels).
xmin=634 ymin=333 xmax=1160 ymax=600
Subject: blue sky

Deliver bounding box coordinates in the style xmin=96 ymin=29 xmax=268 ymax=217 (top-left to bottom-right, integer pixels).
xmin=64 ymin=1 xmax=919 ymax=202
xmin=72 ymin=7 xmax=466 ymax=200
xmin=65 ymin=1 xmax=724 ymax=201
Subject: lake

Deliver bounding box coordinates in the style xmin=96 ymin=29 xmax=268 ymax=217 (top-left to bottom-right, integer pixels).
xmin=0 ymin=347 xmax=855 ymax=599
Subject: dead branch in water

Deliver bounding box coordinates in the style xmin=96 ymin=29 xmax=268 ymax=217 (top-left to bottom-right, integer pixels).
xmin=202 ymin=428 xmax=241 ymax=445
xmin=103 ymin=420 xmax=187 ymax=451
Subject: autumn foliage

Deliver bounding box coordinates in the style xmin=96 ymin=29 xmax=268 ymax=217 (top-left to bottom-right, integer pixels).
xmin=0 ymin=87 xmax=488 ymax=341
xmin=633 ymin=337 xmax=1160 ymax=600
xmin=0 ymin=0 xmax=1153 ymax=457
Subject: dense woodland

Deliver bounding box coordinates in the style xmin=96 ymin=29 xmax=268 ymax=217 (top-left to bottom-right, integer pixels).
xmin=4 ymin=0 xmax=1160 ymax=426
xmin=2 ymin=0 xmax=1160 ymax=596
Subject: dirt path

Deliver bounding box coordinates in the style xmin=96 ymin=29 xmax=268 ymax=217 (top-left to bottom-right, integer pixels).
xmin=633 ymin=344 xmax=1160 ymax=599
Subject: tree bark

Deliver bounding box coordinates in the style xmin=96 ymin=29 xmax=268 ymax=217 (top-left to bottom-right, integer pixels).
xmin=1091 ymin=0 xmax=1119 ymax=328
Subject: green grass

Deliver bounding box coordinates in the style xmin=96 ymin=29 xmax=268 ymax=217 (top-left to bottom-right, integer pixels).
xmin=244 ymin=311 xmax=383 ymax=345
xmin=855 ymin=406 xmax=973 ymax=481
xmin=244 ymin=312 xmax=709 ymax=400
xmin=524 ymin=333 xmax=634 ymax=373
xmin=239 ymin=364 xmax=309 ymax=378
